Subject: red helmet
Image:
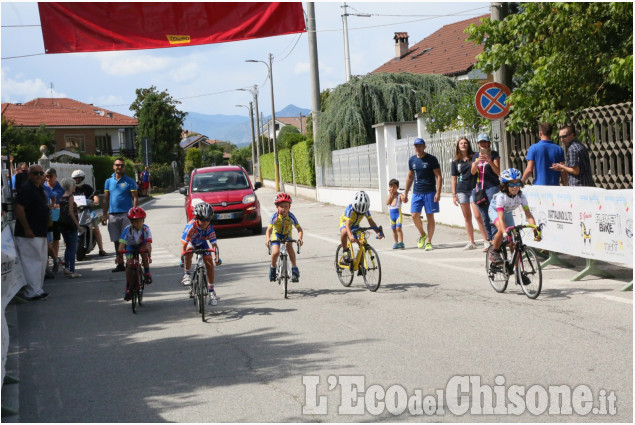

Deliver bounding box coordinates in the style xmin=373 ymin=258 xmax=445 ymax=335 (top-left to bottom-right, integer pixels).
xmin=274 ymin=192 xmax=292 ymax=205
xmin=127 ymin=207 xmax=146 ymax=220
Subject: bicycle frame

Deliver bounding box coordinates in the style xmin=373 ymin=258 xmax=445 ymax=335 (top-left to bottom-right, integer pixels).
xmin=268 ymin=239 xmax=300 ymax=298
xmin=347 ymin=231 xmax=369 ymax=272
xmin=121 ymin=249 xmax=148 ymax=313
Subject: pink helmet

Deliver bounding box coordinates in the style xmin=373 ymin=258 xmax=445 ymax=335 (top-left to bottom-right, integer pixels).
xmin=274 ymin=192 xmax=292 ymax=205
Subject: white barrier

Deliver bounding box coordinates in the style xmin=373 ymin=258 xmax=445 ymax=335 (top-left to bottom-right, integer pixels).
xmin=1 ymin=223 xmax=26 ymax=384
xmin=512 ymin=186 xmax=633 ymax=266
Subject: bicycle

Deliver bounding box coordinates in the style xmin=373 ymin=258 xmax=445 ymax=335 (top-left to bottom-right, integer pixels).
xmin=121 ymin=249 xmax=150 ymax=314
xmin=268 ymin=239 xmax=301 ymax=299
xmin=334 ymin=226 xmax=383 ymax=292
xmin=485 ymin=224 xmax=544 ymax=299
xmin=181 ymin=246 xmax=221 ymax=322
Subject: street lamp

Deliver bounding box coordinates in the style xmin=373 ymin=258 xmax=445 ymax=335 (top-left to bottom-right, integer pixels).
xmin=246 ymin=54 xmax=280 ymax=192
xmin=235 ymin=103 xmax=257 ymax=179
xmin=238 ymin=85 xmax=263 ymax=183
xmin=342 ymin=2 xmax=370 ymax=82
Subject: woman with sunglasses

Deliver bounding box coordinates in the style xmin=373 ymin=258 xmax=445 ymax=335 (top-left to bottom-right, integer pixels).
xmin=487 ymin=168 xmax=540 ymax=264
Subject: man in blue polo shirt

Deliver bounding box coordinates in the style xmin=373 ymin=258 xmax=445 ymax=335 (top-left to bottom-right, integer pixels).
xmin=402 ymin=137 xmax=443 ymax=251
xmin=521 ymin=122 xmax=567 ymax=186
xmin=102 ymin=158 xmax=138 ymax=272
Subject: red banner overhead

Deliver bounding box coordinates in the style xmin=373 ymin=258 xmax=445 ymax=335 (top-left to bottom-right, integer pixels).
xmin=38 ymin=2 xmax=306 ymax=54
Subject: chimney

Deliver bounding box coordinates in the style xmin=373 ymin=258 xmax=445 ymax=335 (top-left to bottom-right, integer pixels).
xmin=394 ymin=32 xmax=409 ymax=58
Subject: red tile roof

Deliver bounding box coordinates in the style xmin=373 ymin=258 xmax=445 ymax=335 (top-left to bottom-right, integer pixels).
xmin=371 ymin=15 xmax=487 ymax=77
xmin=1 ymin=98 xmax=137 ymax=127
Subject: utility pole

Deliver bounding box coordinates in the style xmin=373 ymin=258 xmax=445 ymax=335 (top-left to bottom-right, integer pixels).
xmin=342 ymin=2 xmax=351 ymax=82
xmin=491 ymin=2 xmax=511 ymax=170
xmin=307 ymin=2 xmax=322 ymax=187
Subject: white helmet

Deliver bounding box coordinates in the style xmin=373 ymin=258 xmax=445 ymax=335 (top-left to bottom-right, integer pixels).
xmin=352 ymin=191 xmax=370 ymax=214
xmin=72 ymin=170 xmax=86 ymax=185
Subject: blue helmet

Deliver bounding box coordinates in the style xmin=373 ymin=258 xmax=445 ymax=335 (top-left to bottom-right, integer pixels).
xmin=500 ymin=168 xmax=522 ymax=183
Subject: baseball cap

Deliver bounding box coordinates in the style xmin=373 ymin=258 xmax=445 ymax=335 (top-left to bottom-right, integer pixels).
xmin=413 ymin=138 xmax=425 ymax=145
xmin=477 ymin=133 xmax=490 ymax=143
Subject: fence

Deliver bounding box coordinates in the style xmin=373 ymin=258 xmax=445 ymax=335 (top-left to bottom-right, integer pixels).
xmin=506 ymin=102 xmax=633 ymax=189
xmin=322 ymin=144 xmax=378 ymax=189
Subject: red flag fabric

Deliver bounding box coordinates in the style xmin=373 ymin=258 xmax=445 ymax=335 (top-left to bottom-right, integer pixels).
xmin=38 ymin=2 xmax=306 ymax=54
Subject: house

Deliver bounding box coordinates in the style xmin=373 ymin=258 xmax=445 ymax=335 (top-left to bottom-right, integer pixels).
xmin=1 ymin=98 xmax=138 ymax=157
xmin=260 ymin=115 xmax=307 ymax=139
xmin=371 ymin=15 xmax=489 ymax=80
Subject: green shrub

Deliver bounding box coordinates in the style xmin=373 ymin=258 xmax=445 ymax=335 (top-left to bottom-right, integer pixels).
xmin=260 ymin=153 xmax=275 ymax=180
xmin=292 ymin=141 xmax=315 ymax=186
xmin=278 ymin=149 xmax=292 ymax=182
xmin=79 ymin=154 xmax=136 ymax=192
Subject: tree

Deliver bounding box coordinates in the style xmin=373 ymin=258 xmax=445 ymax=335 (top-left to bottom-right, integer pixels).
xmin=315 ymin=73 xmax=455 ymax=163
xmin=466 ymin=2 xmax=633 ymax=130
xmin=423 ymin=80 xmax=489 ymax=134
xmin=2 ymin=117 xmax=54 ymax=163
xmin=277 ymin=125 xmax=302 ymax=149
xmin=229 ymin=146 xmax=252 ymax=170
xmin=201 ymin=144 xmax=226 ymax=166
xmin=184 ymin=147 xmax=202 ymax=176
xmin=130 ymin=86 xmax=187 ymax=163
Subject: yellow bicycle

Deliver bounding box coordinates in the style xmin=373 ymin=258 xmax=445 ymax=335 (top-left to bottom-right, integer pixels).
xmin=335 ymin=226 xmax=383 ymax=291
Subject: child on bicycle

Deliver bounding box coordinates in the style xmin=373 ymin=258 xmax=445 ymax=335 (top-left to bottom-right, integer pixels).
xmin=339 ymin=191 xmax=384 ymax=263
xmin=117 ymin=207 xmax=152 ymax=301
xmin=488 ymin=168 xmax=541 ymax=264
xmin=385 ymin=178 xmax=404 ymax=249
xmin=181 ymin=202 xmax=221 ymax=305
xmin=265 ymin=192 xmax=304 ymax=282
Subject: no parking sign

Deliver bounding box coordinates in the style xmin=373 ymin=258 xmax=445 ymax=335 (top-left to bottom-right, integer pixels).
xmin=475 ymin=82 xmax=511 ymax=120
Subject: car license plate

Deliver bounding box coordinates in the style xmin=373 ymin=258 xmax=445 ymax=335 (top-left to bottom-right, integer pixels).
xmin=216 ymin=213 xmax=233 ymax=220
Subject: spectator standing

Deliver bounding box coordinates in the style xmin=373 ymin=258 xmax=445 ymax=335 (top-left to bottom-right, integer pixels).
xmin=58 ymin=178 xmax=81 ymax=278
xmin=470 ymin=133 xmax=501 ymax=251
xmin=550 ymin=125 xmax=595 ymax=187
xmin=72 ymin=169 xmax=107 ymax=256
xmin=14 ymin=164 xmax=49 ymax=300
xmin=44 ymin=168 xmax=65 ymax=268
xmin=402 ymin=138 xmax=443 ymax=251
xmin=141 ymin=166 xmax=151 ymax=196
xmin=521 ymin=122 xmax=567 ymax=186
xmin=102 ymin=158 xmax=138 ymax=272
xmin=451 ymin=137 xmax=485 ymax=250
xmin=11 ymin=162 xmax=29 ymax=193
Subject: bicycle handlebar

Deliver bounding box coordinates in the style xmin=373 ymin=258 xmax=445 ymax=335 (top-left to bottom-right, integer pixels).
xmin=353 ymin=225 xmax=384 ymax=239
xmin=267 ymin=239 xmax=301 ymax=255
xmin=181 ymin=247 xmax=221 ymax=265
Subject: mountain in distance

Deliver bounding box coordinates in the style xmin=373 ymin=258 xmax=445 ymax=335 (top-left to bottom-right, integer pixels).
xmin=183 ymin=104 xmax=311 ymax=147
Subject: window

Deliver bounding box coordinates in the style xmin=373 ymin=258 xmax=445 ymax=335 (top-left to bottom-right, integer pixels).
xmin=95 ymin=135 xmax=112 ymax=154
xmin=64 ymin=135 xmax=86 ymax=152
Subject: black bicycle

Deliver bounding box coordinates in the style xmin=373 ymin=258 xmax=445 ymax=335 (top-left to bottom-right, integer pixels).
xmin=268 ymin=239 xmax=301 ymax=299
xmin=181 ymin=246 xmax=221 ymax=322
xmin=121 ymin=249 xmax=149 ymax=314
xmin=486 ymin=224 xmax=543 ymax=299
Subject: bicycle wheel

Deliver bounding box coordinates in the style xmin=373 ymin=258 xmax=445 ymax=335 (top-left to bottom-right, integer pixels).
xmin=517 ymin=247 xmax=542 ymax=299
xmin=197 ymin=269 xmax=206 ymax=321
xmin=486 ymin=245 xmax=510 ymax=293
xmin=335 ymin=245 xmax=354 ymax=287
xmin=282 ymin=258 xmax=289 ymax=299
xmin=130 ymin=273 xmax=138 ymax=314
xmin=137 ymin=268 xmax=144 ymax=307
xmin=361 ymin=245 xmax=381 ymax=292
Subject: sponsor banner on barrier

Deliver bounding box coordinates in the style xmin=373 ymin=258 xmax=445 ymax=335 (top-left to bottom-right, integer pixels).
xmin=512 ymin=186 xmax=633 ymax=266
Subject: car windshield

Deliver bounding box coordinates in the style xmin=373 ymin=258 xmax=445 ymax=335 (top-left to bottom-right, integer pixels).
xmin=191 ymin=170 xmax=250 ymax=192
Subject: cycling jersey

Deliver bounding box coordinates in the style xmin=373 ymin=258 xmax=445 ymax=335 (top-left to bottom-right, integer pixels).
xmin=339 ymin=204 xmax=372 ymax=229
xmin=493 ymin=191 xmax=529 ymax=213
xmin=119 ymin=224 xmax=152 ymax=247
xmin=268 ymin=212 xmax=301 ymax=238
xmin=181 ymin=219 xmax=217 ymax=246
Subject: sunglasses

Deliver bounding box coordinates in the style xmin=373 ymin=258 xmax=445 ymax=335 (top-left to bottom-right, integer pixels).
xmin=558 ymin=134 xmax=570 ymax=139
xmin=114 ymin=164 xmax=125 ymax=167
xmin=30 ymin=171 xmax=45 ymax=176
xmin=508 ymin=182 xmax=522 ymax=187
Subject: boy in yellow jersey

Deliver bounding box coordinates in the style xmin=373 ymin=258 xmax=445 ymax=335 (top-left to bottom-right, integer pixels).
xmin=265 ymin=193 xmax=304 ymax=282
xmin=339 ymin=191 xmax=384 ymax=262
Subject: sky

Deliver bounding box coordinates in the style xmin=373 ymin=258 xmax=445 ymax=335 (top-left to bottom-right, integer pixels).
xmin=1 ymin=1 xmax=490 ymax=122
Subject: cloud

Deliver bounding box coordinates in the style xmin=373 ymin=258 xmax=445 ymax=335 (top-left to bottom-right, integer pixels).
xmin=167 ymin=61 xmax=200 ymax=83
xmin=294 ymin=62 xmax=310 ymax=75
xmin=89 ymin=51 xmax=175 ymax=76
xmin=1 ymin=68 xmax=67 ymax=102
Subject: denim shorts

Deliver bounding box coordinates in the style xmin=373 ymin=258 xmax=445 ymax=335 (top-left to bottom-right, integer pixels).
xmin=456 ymin=191 xmax=473 ymax=204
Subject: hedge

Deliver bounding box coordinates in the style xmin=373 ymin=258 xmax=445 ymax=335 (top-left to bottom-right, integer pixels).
xmin=79 ymin=154 xmax=136 ymax=193
xmin=260 ymin=153 xmax=275 ymax=180
xmin=258 ymin=140 xmax=315 ymax=186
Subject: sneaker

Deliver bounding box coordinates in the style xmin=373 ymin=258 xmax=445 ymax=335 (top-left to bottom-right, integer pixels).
xmin=489 ymin=249 xmax=503 ymax=264
xmin=181 ymin=274 xmax=192 ymax=286
xmin=52 ymin=258 xmax=61 ymax=273
xmin=342 ymin=249 xmax=352 ymax=264
xmin=63 ymin=268 xmax=71 ymax=276
xmin=208 ymin=290 xmax=218 ymax=306
xmin=483 ymin=240 xmax=491 ymax=252
xmin=521 ymin=274 xmax=531 ymax=285
xmin=99 ymin=250 xmax=108 ymax=257
xmin=291 ymin=266 xmax=300 ymax=282
xmin=417 ymin=233 xmax=427 ymax=248
xmin=269 ymin=266 xmax=276 ymax=282
xmin=392 ymin=243 xmax=399 ymax=249
xmin=112 ymin=264 xmax=126 ymax=273
xmin=67 ymin=272 xmax=81 ymax=278
xmin=398 ymin=242 xmax=405 ymax=249
xmin=144 ymin=273 xmax=152 ymax=284
xmin=424 ymin=242 xmax=433 ymax=251
xmin=462 ymin=242 xmax=477 ymax=251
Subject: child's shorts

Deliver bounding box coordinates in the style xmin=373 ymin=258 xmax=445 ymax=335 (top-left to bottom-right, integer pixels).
xmin=124 ymin=244 xmax=148 ymax=260
xmin=182 ymin=241 xmax=214 ymax=256
xmin=488 ymin=203 xmax=515 ymax=228
xmin=389 ymin=208 xmax=402 ymax=229
xmin=270 ymin=232 xmax=293 ymax=245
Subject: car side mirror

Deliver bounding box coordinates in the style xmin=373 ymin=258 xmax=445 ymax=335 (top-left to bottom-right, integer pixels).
xmin=179 ymin=186 xmax=188 ymax=196
xmin=254 ymin=182 xmax=263 ymax=190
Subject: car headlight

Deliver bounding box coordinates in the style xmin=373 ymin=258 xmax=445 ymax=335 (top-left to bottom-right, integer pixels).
xmin=242 ymin=194 xmax=256 ymax=204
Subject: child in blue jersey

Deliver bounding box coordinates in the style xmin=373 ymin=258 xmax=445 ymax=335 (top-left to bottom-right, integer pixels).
xmin=386 ymin=178 xmax=404 ymax=249
xmin=488 ymin=168 xmax=541 ymax=265
xmin=180 ymin=202 xmax=221 ymax=305
xmin=339 ymin=191 xmax=384 ymax=263
xmin=265 ymin=193 xmax=304 ymax=282
xmin=117 ymin=207 xmax=152 ymax=301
